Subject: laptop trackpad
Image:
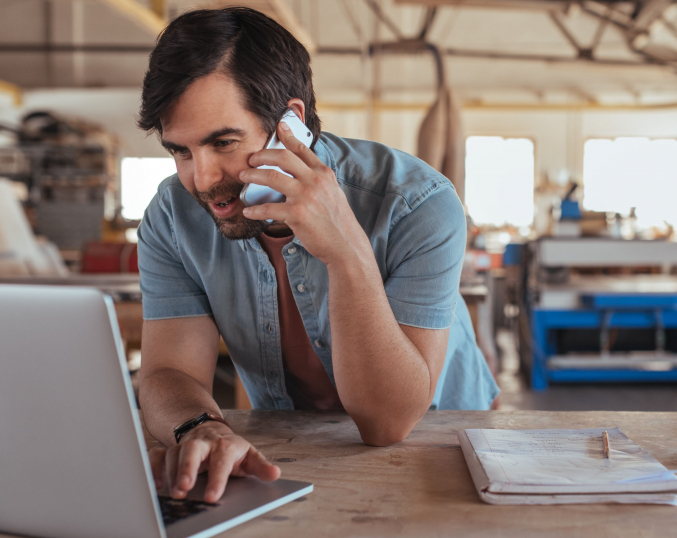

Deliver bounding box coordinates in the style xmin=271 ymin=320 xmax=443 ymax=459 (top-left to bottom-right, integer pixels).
xmin=161 ymin=475 xmax=312 ymax=538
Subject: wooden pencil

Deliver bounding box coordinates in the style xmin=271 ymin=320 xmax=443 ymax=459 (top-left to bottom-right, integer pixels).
xmin=603 ymin=430 xmax=611 ymax=459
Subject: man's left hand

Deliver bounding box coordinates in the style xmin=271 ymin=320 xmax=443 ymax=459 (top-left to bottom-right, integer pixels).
xmin=240 ymin=123 xmax=368 ymax=266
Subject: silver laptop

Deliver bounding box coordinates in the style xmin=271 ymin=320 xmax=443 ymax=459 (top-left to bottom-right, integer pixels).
xmin=0 ymin=285 xmax=312 ymax=538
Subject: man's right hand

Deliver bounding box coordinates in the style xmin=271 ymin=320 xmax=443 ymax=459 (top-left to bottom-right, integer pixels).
xmin=148 ymin=421 xmax=281 ymax=504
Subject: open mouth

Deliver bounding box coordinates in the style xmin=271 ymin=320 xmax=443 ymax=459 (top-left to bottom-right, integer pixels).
xmin=207 ymin=193 xmax=242 ymax=219
xmin=213 ymin=195 xmax=237 ymax=208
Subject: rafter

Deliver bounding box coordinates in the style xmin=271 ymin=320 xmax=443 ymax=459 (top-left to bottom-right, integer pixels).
xmin=549 ymin=10 xmax=584 ymax=55
xmin=269 ymin=0 xmax=316 ymax=53
xmin=94 ymin=0 xmax=166 ymax=36
xmin=589 ymin=7 xmax=611 ymax=51
xmin=211 ymin=1 xmax=316 ymax=53
xmin=660 ymin=14 xmax=677 ymax=39
xmin=338 ymin=0 xmax=365 ymax=42
xmin=149 ymin=0 xmax=165 ymax=19
xmin=418 ymin=6 xmax=438 ymax=39
xmin=631 ymin=0 xmax=673 ymax=34
xmin=364 ymin=0 xmax=405 ymax=40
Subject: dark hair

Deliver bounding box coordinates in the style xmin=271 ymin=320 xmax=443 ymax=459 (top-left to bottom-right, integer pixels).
xmin=138 ymin=7 xmax=321 ymax=148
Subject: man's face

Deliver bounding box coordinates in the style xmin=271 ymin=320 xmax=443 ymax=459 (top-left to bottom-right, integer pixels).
xmin=161 ymin=72 xmax=271 ymax=240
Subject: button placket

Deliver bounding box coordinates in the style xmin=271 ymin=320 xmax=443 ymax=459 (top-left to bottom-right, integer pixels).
xmin=258 ymin=251 xmax=291 ymax=408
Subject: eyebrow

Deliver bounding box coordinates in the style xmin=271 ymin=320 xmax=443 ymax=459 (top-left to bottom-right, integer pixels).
xmin=161 ymin=127 xmax=246 ymax=153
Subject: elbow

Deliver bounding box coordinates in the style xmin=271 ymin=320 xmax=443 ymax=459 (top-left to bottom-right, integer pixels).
xmin=356 ymin=421 xmax=413 ymax=447
xmin=360 ymin=431 xmax=409 ymax=447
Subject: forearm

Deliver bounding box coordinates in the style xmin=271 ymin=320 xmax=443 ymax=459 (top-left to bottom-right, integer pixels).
xmin=139 ymin=367 xmax=226 ymax=448
xmin=327 ymin=238 xmax=433 ymax=446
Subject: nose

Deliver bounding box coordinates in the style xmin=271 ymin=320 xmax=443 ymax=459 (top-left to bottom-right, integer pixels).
xmin=193 ymin=150 xmax=224 ymax=193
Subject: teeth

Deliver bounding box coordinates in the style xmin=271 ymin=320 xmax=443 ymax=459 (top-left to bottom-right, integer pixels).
xmin=214 ymin=196 xmax=236 ymax=208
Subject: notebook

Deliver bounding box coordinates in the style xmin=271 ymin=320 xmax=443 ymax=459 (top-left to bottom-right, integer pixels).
xmin=459 ymin=427 xmax=677 ymax=505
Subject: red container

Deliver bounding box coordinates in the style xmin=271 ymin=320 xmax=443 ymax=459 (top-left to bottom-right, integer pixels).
xmin=81 ymin=242 xmax=138 ymax=273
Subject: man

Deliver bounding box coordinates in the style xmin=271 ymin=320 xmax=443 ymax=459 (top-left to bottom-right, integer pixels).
xmin=137 ymin=7 xmax=498 ymax=504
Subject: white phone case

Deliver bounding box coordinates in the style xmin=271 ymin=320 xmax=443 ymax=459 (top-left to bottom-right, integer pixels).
xmin=239 ymin=110 xmax=313 ymax=207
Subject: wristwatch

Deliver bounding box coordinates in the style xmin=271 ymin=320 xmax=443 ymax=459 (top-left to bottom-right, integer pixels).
xmin=173 ymin=412 xmax=231 ymax=444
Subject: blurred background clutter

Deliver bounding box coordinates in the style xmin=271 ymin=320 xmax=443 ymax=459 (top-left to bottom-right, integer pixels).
xmin=1 ymin=0 xmax=677 ymax=410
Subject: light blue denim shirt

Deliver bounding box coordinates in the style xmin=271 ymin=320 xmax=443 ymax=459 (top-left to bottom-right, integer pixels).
xmin=138 ymin=132 xmax=499 ymax=410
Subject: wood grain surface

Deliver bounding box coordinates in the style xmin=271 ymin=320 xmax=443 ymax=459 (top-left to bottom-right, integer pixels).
xmin=217 ymin=410 xmax=677 ymax=537
xmin=3 ymin=411 xmax=675 ymax=537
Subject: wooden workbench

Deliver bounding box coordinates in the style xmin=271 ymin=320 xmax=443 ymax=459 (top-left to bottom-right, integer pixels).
xmin=216 ymin=410 xmax=677 ymax=537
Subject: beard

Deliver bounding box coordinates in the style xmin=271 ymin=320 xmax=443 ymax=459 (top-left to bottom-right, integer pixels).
xmin=192 ymin=181 xmax=270 ymax=240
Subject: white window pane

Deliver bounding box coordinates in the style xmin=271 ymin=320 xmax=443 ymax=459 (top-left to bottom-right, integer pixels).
xmin=465 ymin=136 xmax=535 ymax=227
xmin=583 ymin=138 xmax=677 ymax=229
xmin=121 ymin=158 xmax=177 ymax=220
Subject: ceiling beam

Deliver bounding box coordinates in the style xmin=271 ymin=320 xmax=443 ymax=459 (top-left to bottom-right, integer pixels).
xmin=396 ymin=0 xmax=571 ymax=10
xmin=149 ymin=0 xmax=165 ymax=19
xmin=0 ymin=44 xmax=154 ymax=53
xmin=317 ymin=98 xmax=677 ymax=112
xmin=549 ymin=11 xmax=585 ymax=55
xmin=268 ymin=0 xmax=316 ymax=53
xmin=417 ymin=6 xmax=438 ymax=39
xmin=214 ymin=0 xmax=316 ymax=52
xmin=631 ymin=0 xmax=673 ymax=34
xmin=94 ymin=0 xmax=166 ymax=36
xmin=0 ymin=42 xmax=668 ymax=69
xmin=365 ymin=0 xmax=405 ymax=39
xmin=317 ymin=43 xmax=662 ymax=67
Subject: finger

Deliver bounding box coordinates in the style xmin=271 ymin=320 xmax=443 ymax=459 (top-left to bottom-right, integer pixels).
xmin=148 ymin=447 xmax=167 ymax=489
xmin=165 ymin=447 xmax=181 ymax=499
xmin=239 ymin=166 xmax=298 ymax=195
xmin=242 ymin=202 xmax=288 ymax=223
xmin=174 ymin=440 xmax=210 ymax=498
xmin=238 ymin=447 xmax=281 ymax=482
xmin=276 ymin=122 xmax=324 ymax=172
xmin=203 ymin=442 xmax=239 ymax=503
xmin=247 ymin=148 xmax=309 ymax=182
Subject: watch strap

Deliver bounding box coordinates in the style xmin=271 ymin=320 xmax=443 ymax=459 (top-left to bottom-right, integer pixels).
xmin=173 ymin=412 xmax=231 ymax=444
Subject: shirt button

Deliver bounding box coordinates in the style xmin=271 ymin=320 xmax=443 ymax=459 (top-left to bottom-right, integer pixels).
xmin=314 ymin=339 xmax=323 ymax=348
xmin=287 ymin=246 xmax=297 ymax=255
xmin=296 ymin=284 xmax=306 ymax=293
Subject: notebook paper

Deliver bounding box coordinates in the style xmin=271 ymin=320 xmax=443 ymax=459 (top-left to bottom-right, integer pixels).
xmin=459 ymin=427 xmax=677 ymax=505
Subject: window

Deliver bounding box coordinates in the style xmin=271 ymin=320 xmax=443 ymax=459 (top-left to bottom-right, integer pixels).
xmin=465 ymin=136 xmax=535 ymax=227
xmin=583 ymin=138 xmax=677 ymax=229
xmin=121 ymin=158 xmax=177 ymax=220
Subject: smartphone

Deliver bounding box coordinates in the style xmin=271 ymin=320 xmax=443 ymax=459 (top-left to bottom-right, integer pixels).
xmin=239 ymin=110 xmax=313 ymax=207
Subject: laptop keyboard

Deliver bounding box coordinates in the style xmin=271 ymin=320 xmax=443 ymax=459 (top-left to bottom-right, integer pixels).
xmin=158 ymin=495 xmax=218 ymax=526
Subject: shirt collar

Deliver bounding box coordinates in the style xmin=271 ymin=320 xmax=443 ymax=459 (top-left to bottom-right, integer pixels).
xmin=237 ymin=135 xmax=334 ymax=252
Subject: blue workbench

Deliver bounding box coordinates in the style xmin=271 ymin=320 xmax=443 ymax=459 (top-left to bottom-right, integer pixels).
xmin=531 ymin=292 xmax=677 ymax=390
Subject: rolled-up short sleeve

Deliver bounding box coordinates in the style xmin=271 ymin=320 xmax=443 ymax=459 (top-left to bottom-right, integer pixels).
xmin=384 ymin=184 xmax=465 ymax=329
xmin=137 ymin=189 xmax=212 ymax=320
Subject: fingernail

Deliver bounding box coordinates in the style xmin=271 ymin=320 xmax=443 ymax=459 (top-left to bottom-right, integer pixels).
xmin=242 ymin=208 xmax=250 ymax=216
xmin=181 ymin=474 xmax=190 ymax=488
xmin=239 ymin=170 xmax=245 ymax=178
xmin=280 ymin=122 xmax=290 ymax=131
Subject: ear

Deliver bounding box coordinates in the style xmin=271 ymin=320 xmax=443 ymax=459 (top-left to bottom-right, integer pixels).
xmin=286 ymin=98 xmax=306 ymax=124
